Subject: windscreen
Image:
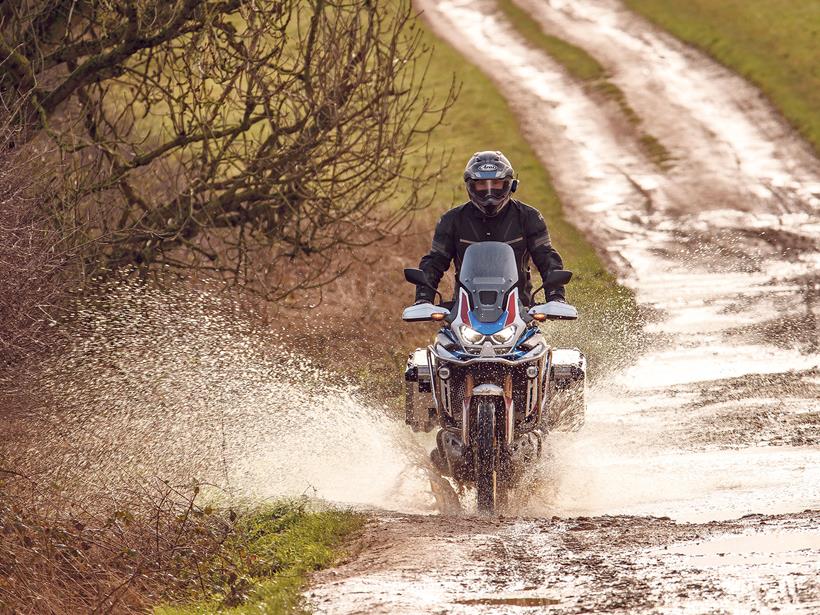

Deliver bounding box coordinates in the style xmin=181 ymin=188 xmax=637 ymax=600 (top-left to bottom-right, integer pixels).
xmin=458 ymin=242 xmax=518 ymax=323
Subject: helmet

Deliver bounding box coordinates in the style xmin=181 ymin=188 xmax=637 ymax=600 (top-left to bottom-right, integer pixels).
xmin=463 ymin=151 xmax=518 ymax=217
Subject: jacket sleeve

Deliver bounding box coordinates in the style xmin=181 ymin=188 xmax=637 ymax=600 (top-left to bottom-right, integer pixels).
xmin=416 ymin=212 xmax=455 ymax=302
xmin=525 ymin=207 xmax=566 ymax=300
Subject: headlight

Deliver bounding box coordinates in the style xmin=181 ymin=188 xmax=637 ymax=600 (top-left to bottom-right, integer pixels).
xmin=491 ymin=325 xmax=516 ymax=344
xmin=459 ymin=325 xmax=484 ymax=344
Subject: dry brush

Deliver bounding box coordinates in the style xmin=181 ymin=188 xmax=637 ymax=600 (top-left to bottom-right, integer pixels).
xmin=0 ymin=0 xmax=455 ymax=299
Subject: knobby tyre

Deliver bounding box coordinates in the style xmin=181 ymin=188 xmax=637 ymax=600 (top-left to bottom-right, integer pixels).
xmin=475 ymin=399 xmax=497 ymax=514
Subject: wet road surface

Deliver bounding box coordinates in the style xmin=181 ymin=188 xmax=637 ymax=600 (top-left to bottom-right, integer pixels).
xmin=306 ymin=0 xmax=820 ymax=612
xmin=308 ymin=512 xmax=819 ymax=614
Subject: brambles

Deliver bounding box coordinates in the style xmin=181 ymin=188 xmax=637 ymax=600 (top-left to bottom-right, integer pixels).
xmin=0 ymin=477 xmax=231 ymax=614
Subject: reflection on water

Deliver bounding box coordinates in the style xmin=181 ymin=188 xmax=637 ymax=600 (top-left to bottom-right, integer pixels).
xmin=668 ymin=529 xmax=820 ymax=566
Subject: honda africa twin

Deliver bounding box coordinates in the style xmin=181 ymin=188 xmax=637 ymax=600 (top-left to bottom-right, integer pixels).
xmin=402 ymin=241 xmax=586 ymax=514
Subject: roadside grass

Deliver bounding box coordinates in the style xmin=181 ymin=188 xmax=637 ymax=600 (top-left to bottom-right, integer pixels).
xmin=157 ymin=501 xmax=364 ymax=615
xmin=623 ymin=0 xmax=820 ymax=155
xmin=495 ymin=0 xmax=673 ymax=169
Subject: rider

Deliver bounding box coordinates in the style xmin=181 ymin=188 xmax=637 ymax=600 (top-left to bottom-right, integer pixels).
xmin=414 ymin=151 xmax=565 ymax=306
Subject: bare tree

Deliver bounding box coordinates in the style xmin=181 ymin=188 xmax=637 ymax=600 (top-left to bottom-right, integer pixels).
xmin=0 ymin=110 xmax=70 ymax=374
xmin=0 ymin=0 xmax=455 ymax=299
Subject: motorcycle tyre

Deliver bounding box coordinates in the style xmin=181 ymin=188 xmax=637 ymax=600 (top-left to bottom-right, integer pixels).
xmin=475 ymin=399 xmax=497 ymax=514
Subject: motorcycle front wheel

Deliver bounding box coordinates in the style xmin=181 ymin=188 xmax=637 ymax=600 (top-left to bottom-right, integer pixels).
xmin=474 ymin=399 xmax=497 ymax=514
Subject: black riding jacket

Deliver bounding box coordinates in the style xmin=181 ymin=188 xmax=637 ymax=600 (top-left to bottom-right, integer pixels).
xmin=416 ymin=199 xmax=565 ymax=305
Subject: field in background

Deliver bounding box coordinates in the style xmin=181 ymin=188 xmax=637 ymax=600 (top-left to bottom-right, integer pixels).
xmin=624 ymin=0 xmax=820 ymax=155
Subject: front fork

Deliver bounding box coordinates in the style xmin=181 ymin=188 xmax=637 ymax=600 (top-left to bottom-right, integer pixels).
xmin=461 ymin=373 xmax=515 ymax=449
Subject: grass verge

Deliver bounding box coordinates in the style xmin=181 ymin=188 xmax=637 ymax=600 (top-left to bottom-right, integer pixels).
xmin=623 ymin=0 xmax=820 ymax=155
xmin=495 ymin=0 xmax=672 ymax=169
xmin=156 ymin=501 xmax=364 ymax=615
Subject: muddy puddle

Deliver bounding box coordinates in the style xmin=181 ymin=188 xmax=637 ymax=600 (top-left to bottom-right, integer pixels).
xmin=308 ymin=512 xmax=820 ymax=614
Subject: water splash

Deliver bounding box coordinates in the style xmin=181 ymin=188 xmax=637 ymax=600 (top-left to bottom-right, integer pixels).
xmin=27 ymin=278 xmax=438 ymax=513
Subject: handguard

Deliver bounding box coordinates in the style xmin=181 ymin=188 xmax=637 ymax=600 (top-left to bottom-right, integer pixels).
xmin=402 ymin=303 xmax=451 ymax=322
xmin=528 ymin=300 xmax=578 ymax=321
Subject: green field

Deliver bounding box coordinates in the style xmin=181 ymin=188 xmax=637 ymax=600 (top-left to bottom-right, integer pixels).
xmin=624 ymin=0 xmax=820 ymax=154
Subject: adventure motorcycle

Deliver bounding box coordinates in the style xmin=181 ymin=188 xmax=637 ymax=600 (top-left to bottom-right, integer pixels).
xmin=402 ymin=241 xmax=586 ymax=514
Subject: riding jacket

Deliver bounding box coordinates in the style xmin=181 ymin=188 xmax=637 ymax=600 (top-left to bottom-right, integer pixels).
xmin=415 ymin=199 xmax=565 ymax=305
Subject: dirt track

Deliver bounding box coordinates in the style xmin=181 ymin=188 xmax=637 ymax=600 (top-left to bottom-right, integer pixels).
xmin=306 ymin=0 xmax=820 ymax=612
xmin=308 ymin=511 xmax=819 ymax=614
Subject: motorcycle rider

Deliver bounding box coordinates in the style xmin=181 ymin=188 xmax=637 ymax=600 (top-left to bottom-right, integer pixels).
xmin=414 ymin=151 xmax=566 ymax=307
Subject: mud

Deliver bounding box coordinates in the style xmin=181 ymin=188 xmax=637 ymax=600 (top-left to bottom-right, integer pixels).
xmin=307 ymin=0 xmax=820 ymax=612
xmin=308 ymin=511 xmax=820 ymax=614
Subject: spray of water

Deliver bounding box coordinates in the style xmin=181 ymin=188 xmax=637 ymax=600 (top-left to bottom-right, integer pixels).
xmin=25 ymin=278 xmax=439 ymax=513
xmin=19 ymin=235 xmax=819 ymax=522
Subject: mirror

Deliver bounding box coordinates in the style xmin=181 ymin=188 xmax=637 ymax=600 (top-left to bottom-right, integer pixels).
xmin=403 ymin=267 xmax=442 ymax=303
xmin=530 ymin=269 xmax=573 ymax=303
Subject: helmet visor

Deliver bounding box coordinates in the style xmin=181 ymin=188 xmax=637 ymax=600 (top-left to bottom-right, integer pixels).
xmin=467 ymin=178 xmax=512 ymax=215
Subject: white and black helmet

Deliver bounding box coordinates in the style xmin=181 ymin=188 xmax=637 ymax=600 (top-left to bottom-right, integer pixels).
xmin=463 ymin=150 xmax=518 ymax=217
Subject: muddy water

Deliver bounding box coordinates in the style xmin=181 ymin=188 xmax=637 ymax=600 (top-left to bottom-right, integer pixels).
xmin=308 ymin=512 xmax=820 ymax=614
xmin=306 ymin=0 xmax=819 ymax=612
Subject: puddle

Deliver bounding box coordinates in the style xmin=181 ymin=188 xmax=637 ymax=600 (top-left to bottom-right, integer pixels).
xmin=670 ymin=529 xmax=820 ymax=566
xmin=455 ymin=596 xmax=561 ymax=606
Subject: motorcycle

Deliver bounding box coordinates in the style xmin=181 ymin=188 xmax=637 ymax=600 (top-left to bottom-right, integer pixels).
xmin=402 ymin=241 xmax=586 ymax=514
